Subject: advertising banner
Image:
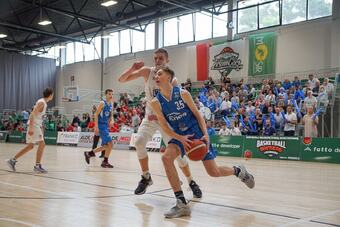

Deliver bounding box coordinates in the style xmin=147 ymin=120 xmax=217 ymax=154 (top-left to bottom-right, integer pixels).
xmin=210 ymin=135 xmax=244 ymax=157
xmin=8 ymin=131 xmax=26 ymax=143
xmin=243 ymin=136 xmax=300 ymax=160
xmin=78 ymin=132 xmax=95 ymax=148
xmin=300 ymin=137 xmax=340 ymax=164
xmin=130 ymin=132 xmax=162 ymax=149
xmin=57 ymin=132 xmax=80 ymax=144
xmin=0 ymin=131 xmax=9 ymax=143
xmin=44 ymin=131 xmax=57 ymax=145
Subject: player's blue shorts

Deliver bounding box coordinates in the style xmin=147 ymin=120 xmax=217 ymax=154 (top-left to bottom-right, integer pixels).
xmin=168 ymin=124 xmax=216 ymax=161
xmin=98 ymin=124 xmax=112 ymax=146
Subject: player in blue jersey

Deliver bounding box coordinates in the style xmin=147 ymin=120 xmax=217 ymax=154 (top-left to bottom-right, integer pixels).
xmin=84 ymin=89 xmax=114 ymax=168
xmin=150 ymin=67 xmax=255 ymax=218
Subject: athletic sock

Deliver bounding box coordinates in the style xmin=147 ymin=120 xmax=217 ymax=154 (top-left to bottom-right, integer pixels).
xmin=233 ymin=166 xmax=240 ymax=177
xmin=186 ymin=175 xmax=193 ymax=184
xmin=92 ymin=135 xmax=100 ymax=150
xmin=104 ymin=157 xmax=108 ymax=162
xmin=142 ymin=171 xmax=150 ymax=179
xmin=89 ymin=151 xmax=95 ymax=156
xmin=174 ymin=191 xmax=187 ymax=204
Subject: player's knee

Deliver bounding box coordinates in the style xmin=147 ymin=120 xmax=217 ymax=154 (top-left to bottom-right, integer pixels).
xmin=38 ymin=142 xmax=45 ymax=148
xmin=161 ymin=152 xmax=175 ymax=165
xmin=176 ymin=156 xmax=188 ymax=168
xmin=28 ymin=143 xmax=34 ymax=149
xmin=135 ymin=137 xmax=148 ymax=159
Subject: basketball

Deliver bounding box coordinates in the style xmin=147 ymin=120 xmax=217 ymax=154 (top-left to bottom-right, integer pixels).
xmin=185 ymin=139 xmax=208 ymax=161
xmin=244 ymin=150 xmax=252 ymax=160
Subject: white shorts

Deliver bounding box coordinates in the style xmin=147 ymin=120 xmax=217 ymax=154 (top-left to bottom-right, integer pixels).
xmin=26 ymin=125 xmax=44 ymax=144
xmin=137 ymin=118 xmax=170 ymax=144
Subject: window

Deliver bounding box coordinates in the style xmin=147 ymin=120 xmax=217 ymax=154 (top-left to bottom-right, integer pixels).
xmin=238 ymin=1 xmax=258 ymax=33
xmin=74 ymin=42 xmax=83 ymax=62
xmin=164 ymin=17 xmax=178 ymax=46
xmin=66 ymin=42 xmax=74 ymax=64
xmin=83 ymin=43 xmax=94 ymax=61
xmin=93 ymin=36 xmax=101 ymax=59
xmin=178 ymin=14 xmax=194 ymax=43
xmin=282 ymin=0 xmax=307 ymax=24
xmin=195 ymin=12 xmax=212 ymax=41
xmin=132 ymin=28 xmax=145 ymax=53
xmin=120 ymin=29 xmax=131 ymax=54
xmin=213 ymin=4 xmax=228 ymax=37
xmin=308 ymin=0 xmax=332 ymax=20
xmin=259 ymin=1 xmax=280 ymax=28
xmin=108 ymin=32 xmax=119 ymax=57
xmin=145 ymin=23 xmax=155 ymax=50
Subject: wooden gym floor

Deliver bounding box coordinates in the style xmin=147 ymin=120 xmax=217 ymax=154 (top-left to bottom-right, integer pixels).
xmin=0 ymin=143 xmax=339 ymax=227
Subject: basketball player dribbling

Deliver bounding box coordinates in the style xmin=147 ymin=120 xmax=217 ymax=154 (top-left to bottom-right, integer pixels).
xmin=118 ymin=48 xmax=202 ymax=198
xmin=150 ymin=66 xmax=255 ymax=218
xmin=6 ymin=87 xmax=54 ymax=173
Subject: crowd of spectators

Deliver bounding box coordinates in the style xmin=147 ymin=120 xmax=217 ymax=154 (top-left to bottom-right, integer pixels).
xmin=195 ymin=74 xmax=333 ymax=137
xmin=0 ymin=74 xmax=334 ymax=138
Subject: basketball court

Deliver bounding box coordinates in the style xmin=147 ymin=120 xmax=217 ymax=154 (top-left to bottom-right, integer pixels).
xmin=1 ymin=143 xmax=339 ymax=227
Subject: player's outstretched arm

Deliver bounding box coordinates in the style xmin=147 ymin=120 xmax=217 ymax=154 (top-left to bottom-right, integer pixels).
xmin=118 ymin=61 xmax=150 ymax=83
xmin=181 ymin=89 xmax=209 ymax=143
xmin=150 ymin=98 xmax=193 ymax=150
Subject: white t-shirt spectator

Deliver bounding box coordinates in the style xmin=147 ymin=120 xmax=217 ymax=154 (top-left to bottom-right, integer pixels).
xmin=220 ymin=100 xmax=231 ymax=111
xmin=218 ymin=128 xmax=230 ymax=136
xmin=229 ymin=127 xmax=241 ymax=135
xmin=324 ymin=83 xmax=334 ymax=96
xmin=220 ymin=91 xmax=229 ymax=99
xmin=284 ymin=112 xmax=297 ymax=131
xmin=302 ymin=114 xmax=318 ymax=137
xmin=308 ymin=78 xmax=318 ymax=89
xmin=304 ymin=96 xmax=317 ymax=109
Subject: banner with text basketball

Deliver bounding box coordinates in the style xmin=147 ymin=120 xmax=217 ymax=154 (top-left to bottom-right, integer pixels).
xmin=248 ymin=32 xmax=276 ymax=76
xmin=243 ymin=136 xmax=300 ymax=160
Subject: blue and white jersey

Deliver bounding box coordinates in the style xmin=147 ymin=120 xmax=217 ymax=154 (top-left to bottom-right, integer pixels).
xmin=156 ymin=86 xmax=198 ymax=134
xmin=98 ymin=100 xmax=113 ymax=126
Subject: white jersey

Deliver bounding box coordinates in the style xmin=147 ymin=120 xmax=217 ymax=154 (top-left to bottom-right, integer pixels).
xmin=29 ymin=98 xmax=47 ymax=127
xmin=144 ymin=67 xmax=159 ymax=116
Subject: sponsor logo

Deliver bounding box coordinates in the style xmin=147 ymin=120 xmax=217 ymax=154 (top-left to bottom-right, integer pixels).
xmin=211 ymin=47 xmax=243 ymax=77
xmin=304 ymin=147 xmax=312 ymax=152
xmin=256 ymin=140 xmax=286 ymax=157
xmin=303 ymin=137 xmax=312 ymax=145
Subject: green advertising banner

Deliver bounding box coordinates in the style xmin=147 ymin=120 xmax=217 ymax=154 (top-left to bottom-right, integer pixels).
xmin=300 ymin=137 xmax=340 ymax=164
xmin=248 ymin=32 xmax=276 ymax=76
xmin=211 ymin=135 xmax=244 ymax=157
xmin=44 ymin=131 xmax=58 ymax=145
xmin=8 ymin=131 xmax=26 ymax=143
xmin=243 ymin=136 xmax=300 ymax=160
xmin=0 ymin=131 xmax=9 ymax=143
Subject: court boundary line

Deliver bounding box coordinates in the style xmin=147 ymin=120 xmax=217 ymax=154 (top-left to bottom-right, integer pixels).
xmin=0 ymin=217 xmax=41 ymax=227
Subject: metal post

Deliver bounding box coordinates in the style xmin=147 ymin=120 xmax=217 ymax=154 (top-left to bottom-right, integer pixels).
xmin=321 ymin=114 xmax=324 ymax=138
xmin=101 ymin=32 xmax=104 ymax=97
xmin=330 ymin=105 xmax=334 ymax=137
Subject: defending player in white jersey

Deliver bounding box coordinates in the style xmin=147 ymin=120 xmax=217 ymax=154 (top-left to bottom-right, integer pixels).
xmin=118 ymin=48 xmax=202 ymax=197
xmin=6 ymin=87 xmax=54 ymax=173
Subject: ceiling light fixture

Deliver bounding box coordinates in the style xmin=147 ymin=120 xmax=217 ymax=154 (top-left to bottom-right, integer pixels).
xmin=101 ymin=0 xmax=117 ymax=7
xmin=38 ymin=20 xmax=52 ymax=26
xmin=0 ymin=34 xmax=7 ymax=38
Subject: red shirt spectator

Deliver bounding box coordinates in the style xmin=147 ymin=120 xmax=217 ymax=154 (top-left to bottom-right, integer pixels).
xmin=87 ymin=121 xmax=95 ymax=129
xmin=66 ymin=124 xmax=74 ymax=132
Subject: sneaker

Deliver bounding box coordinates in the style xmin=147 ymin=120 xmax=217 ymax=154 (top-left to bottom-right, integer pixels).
xmin=101 ymin=161 xmax=114 ymax=168
xmin=84 ymin=152 xmax=91 ymax=164
xmin=34 ymin=164 xmax=48 ymax=173
xmin=164 ymin=199 xmax=191 ymax=218
xmin=134 ymin=175 xmax=153 ymax=195
xmin=236 ymin=165 xmax=255 ymax=189
xmin=189 ymin=180 xmax=202 ymax=198
xmin=6 ymin=159 xmax=17 ymax=172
